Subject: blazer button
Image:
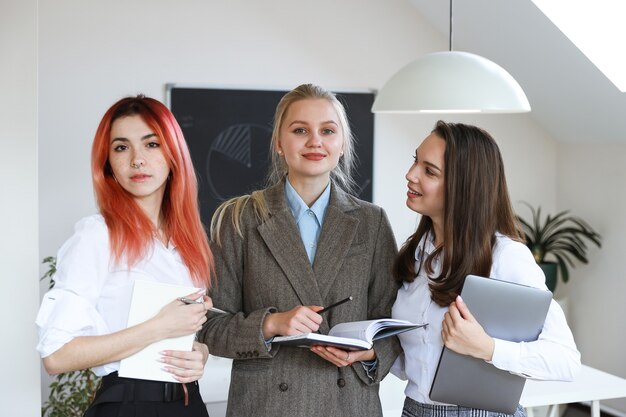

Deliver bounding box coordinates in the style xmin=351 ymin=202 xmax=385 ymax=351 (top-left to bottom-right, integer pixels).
xmin=337 ymin=378 xmax=346 ymax=388
xmin=278 ymin=382 xmax=288 ymax=392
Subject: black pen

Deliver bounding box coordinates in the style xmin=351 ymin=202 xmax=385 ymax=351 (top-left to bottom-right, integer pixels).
xmin=318 ymin=296 xmax=353 ymax=314
xmin=178 ymin=297 xmax=228 ymax=314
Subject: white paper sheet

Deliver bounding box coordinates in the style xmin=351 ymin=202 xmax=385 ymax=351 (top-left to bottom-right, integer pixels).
xmin=118 ymin=280 xmax=203 ymax=382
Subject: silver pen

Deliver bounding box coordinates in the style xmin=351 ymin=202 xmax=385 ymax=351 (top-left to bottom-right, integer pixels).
xmin=178 ymin=297 xmax=228 ymax=314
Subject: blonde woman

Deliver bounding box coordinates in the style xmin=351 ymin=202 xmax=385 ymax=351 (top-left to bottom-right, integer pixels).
xmin=198 ymin=84 xmax=400 ymax=417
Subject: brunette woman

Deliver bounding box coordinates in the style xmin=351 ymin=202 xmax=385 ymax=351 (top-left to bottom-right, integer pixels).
xmin=391 ymin=121 xmax=581 ymax=417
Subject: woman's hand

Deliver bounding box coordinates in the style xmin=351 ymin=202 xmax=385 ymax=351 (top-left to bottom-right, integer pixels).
xmin=442 ymin=295 xmax=495 ymax=361
xmin=161 ymin=341 xmax=209 ymax=383
xmin=151 ymin=293 xmax=212 ymax=340
xmin=310 ymin=346 xmax=376 ymax=367
xmin=262 ymin=305 xmax=323 ymax=339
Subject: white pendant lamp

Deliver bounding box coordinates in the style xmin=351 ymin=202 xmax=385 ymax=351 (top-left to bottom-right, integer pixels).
xmin=372 ymin=1 xmax=530 ymax=114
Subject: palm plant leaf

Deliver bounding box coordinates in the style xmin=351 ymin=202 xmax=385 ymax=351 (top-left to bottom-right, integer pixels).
xmin=551 ymin=241 xmax=590 ymax=263
xmin=540 ymin=211 xmax=570 ymax=237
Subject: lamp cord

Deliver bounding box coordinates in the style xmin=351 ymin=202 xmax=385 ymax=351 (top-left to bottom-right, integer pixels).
xmin=449 ymin=0 xmax=454 ymax=51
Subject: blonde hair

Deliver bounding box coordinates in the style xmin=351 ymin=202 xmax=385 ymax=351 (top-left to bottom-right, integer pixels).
xmin=210 ymin=190 xmax=268 ymax=244
xmin=211 ymin=84 xmax=357 ymax=244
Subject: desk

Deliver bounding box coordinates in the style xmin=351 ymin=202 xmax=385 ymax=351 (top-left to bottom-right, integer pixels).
xmin=521 ymin=365 xmax=626 ymax=417
xmin=381 ymin=365 xmax=626 ymax=417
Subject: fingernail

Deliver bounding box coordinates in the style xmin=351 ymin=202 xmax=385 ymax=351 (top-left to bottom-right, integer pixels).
xmin=457 ymin=295 xmax=463 ymax=302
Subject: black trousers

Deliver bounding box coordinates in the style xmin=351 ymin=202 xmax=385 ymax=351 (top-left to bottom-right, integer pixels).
xmin=83 ymin=372 xmax=209 ymax=417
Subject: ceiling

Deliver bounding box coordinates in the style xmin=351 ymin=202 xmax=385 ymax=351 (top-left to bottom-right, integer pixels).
xmin=408 ymin=0 xmax=626 ymax=144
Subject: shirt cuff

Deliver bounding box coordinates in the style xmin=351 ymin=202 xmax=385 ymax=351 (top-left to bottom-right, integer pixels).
xmin=261 ymin=307 xmax=278 ymax=352
xmin=360 ymin=358 xmax=378 ymax=380
xmin=490 ymin=338 xmax=532 ymax=378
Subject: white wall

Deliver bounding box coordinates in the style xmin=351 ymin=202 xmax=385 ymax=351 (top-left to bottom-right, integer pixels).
xmin=38 ymin=0 xmax=441 ymax=266
xmin=37 ymin=0 xmax=559 ymax=412
xmin=0 ymin=0 xmax=41 ymax=415
xmin=557 ymin=144 xmax=626 ymax=413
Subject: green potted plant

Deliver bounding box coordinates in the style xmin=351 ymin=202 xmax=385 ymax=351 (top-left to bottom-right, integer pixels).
xmin=516 ymin=203 xmax=602 ymax=292
xmin=40 ymin=256 xmax=99 ymax=417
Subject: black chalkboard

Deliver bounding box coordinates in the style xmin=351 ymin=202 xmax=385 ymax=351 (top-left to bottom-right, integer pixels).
xmin=169 ymin=86 xmax=374 ymax=226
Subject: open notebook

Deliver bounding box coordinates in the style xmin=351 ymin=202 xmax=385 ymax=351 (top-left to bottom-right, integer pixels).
xmin=272 ymin=319 xmax=426 ymax=350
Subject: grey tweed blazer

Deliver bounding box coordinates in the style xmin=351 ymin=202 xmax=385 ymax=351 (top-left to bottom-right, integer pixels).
xmin=198 ymin=180 xmax=401 ymax=417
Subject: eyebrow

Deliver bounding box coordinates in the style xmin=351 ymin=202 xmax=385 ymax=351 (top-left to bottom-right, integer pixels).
xmin=111 ymin=133 xmax=157 ymax=143
xmin=415 ymin=150 xmax=443 ymax=173
xmin=287 ymin=120 xmax=338 ymax=127
xmin=424 ymin=161 xmax=442 ymax=172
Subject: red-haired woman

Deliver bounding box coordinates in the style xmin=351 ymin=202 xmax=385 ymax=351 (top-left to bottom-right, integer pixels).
xmin=36 ymin=95 xmax=214 ymax=417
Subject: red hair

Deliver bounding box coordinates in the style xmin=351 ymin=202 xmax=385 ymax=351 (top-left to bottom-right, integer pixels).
xmin=91 ymin=95 xmax=213 ymax=287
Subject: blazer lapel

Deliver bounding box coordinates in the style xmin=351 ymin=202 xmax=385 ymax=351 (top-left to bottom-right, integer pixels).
xmin=257 ymin=181 xmax=325 ymax=311
xmin=313 ymin=186 xmax=360 ymax=299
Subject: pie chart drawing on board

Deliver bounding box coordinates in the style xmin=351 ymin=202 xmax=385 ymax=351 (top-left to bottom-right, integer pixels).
xmin=205 ymin=123 xmax=272 ymax=201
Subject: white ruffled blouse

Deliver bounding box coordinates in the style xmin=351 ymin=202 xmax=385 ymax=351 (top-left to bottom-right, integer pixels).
xmin=36 ymin=215 xmax=198 ymax=376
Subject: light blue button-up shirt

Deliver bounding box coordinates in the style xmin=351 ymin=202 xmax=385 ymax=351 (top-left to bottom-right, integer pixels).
xmin=278 ymin=179 xmax=378 ymax=376
xmin=285 ymin=178 xmax=331 ymax=265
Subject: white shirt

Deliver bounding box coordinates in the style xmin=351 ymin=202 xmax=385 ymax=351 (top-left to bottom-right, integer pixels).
xmin=36 ymin=215 xmax=199 ymax=376
xmin=391 ymin=232 xmax=581 ymax=405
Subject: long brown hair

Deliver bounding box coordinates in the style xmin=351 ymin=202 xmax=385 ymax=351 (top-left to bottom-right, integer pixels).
xmin=92 ymin=95 xmax=214 ymax=287
xmin=394 ymin=121 xmax=521 ymax=306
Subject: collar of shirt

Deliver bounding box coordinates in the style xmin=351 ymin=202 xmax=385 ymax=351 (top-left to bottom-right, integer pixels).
xmin=153 ymin=234 xmax=176 ymax=252
xmin=414 ymin=230 xmax=437 ymax=263
xmin=284 ymin=177 xmax=331 ymax=227
xmin=415 ymin=231 xmax=507 ymax=261
xmin=412 ymin=230 xmax=508 ymax=280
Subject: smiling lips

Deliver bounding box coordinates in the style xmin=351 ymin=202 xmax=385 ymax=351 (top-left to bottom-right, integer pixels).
xmin=302 ymin=153 xmax=326 ymax=161
xmin=407 ymin=186 xmax=423 ymax=198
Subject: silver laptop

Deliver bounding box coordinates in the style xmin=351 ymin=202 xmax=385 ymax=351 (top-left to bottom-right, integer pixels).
xmin=429 ymin=274 xmax=552 ymax=414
